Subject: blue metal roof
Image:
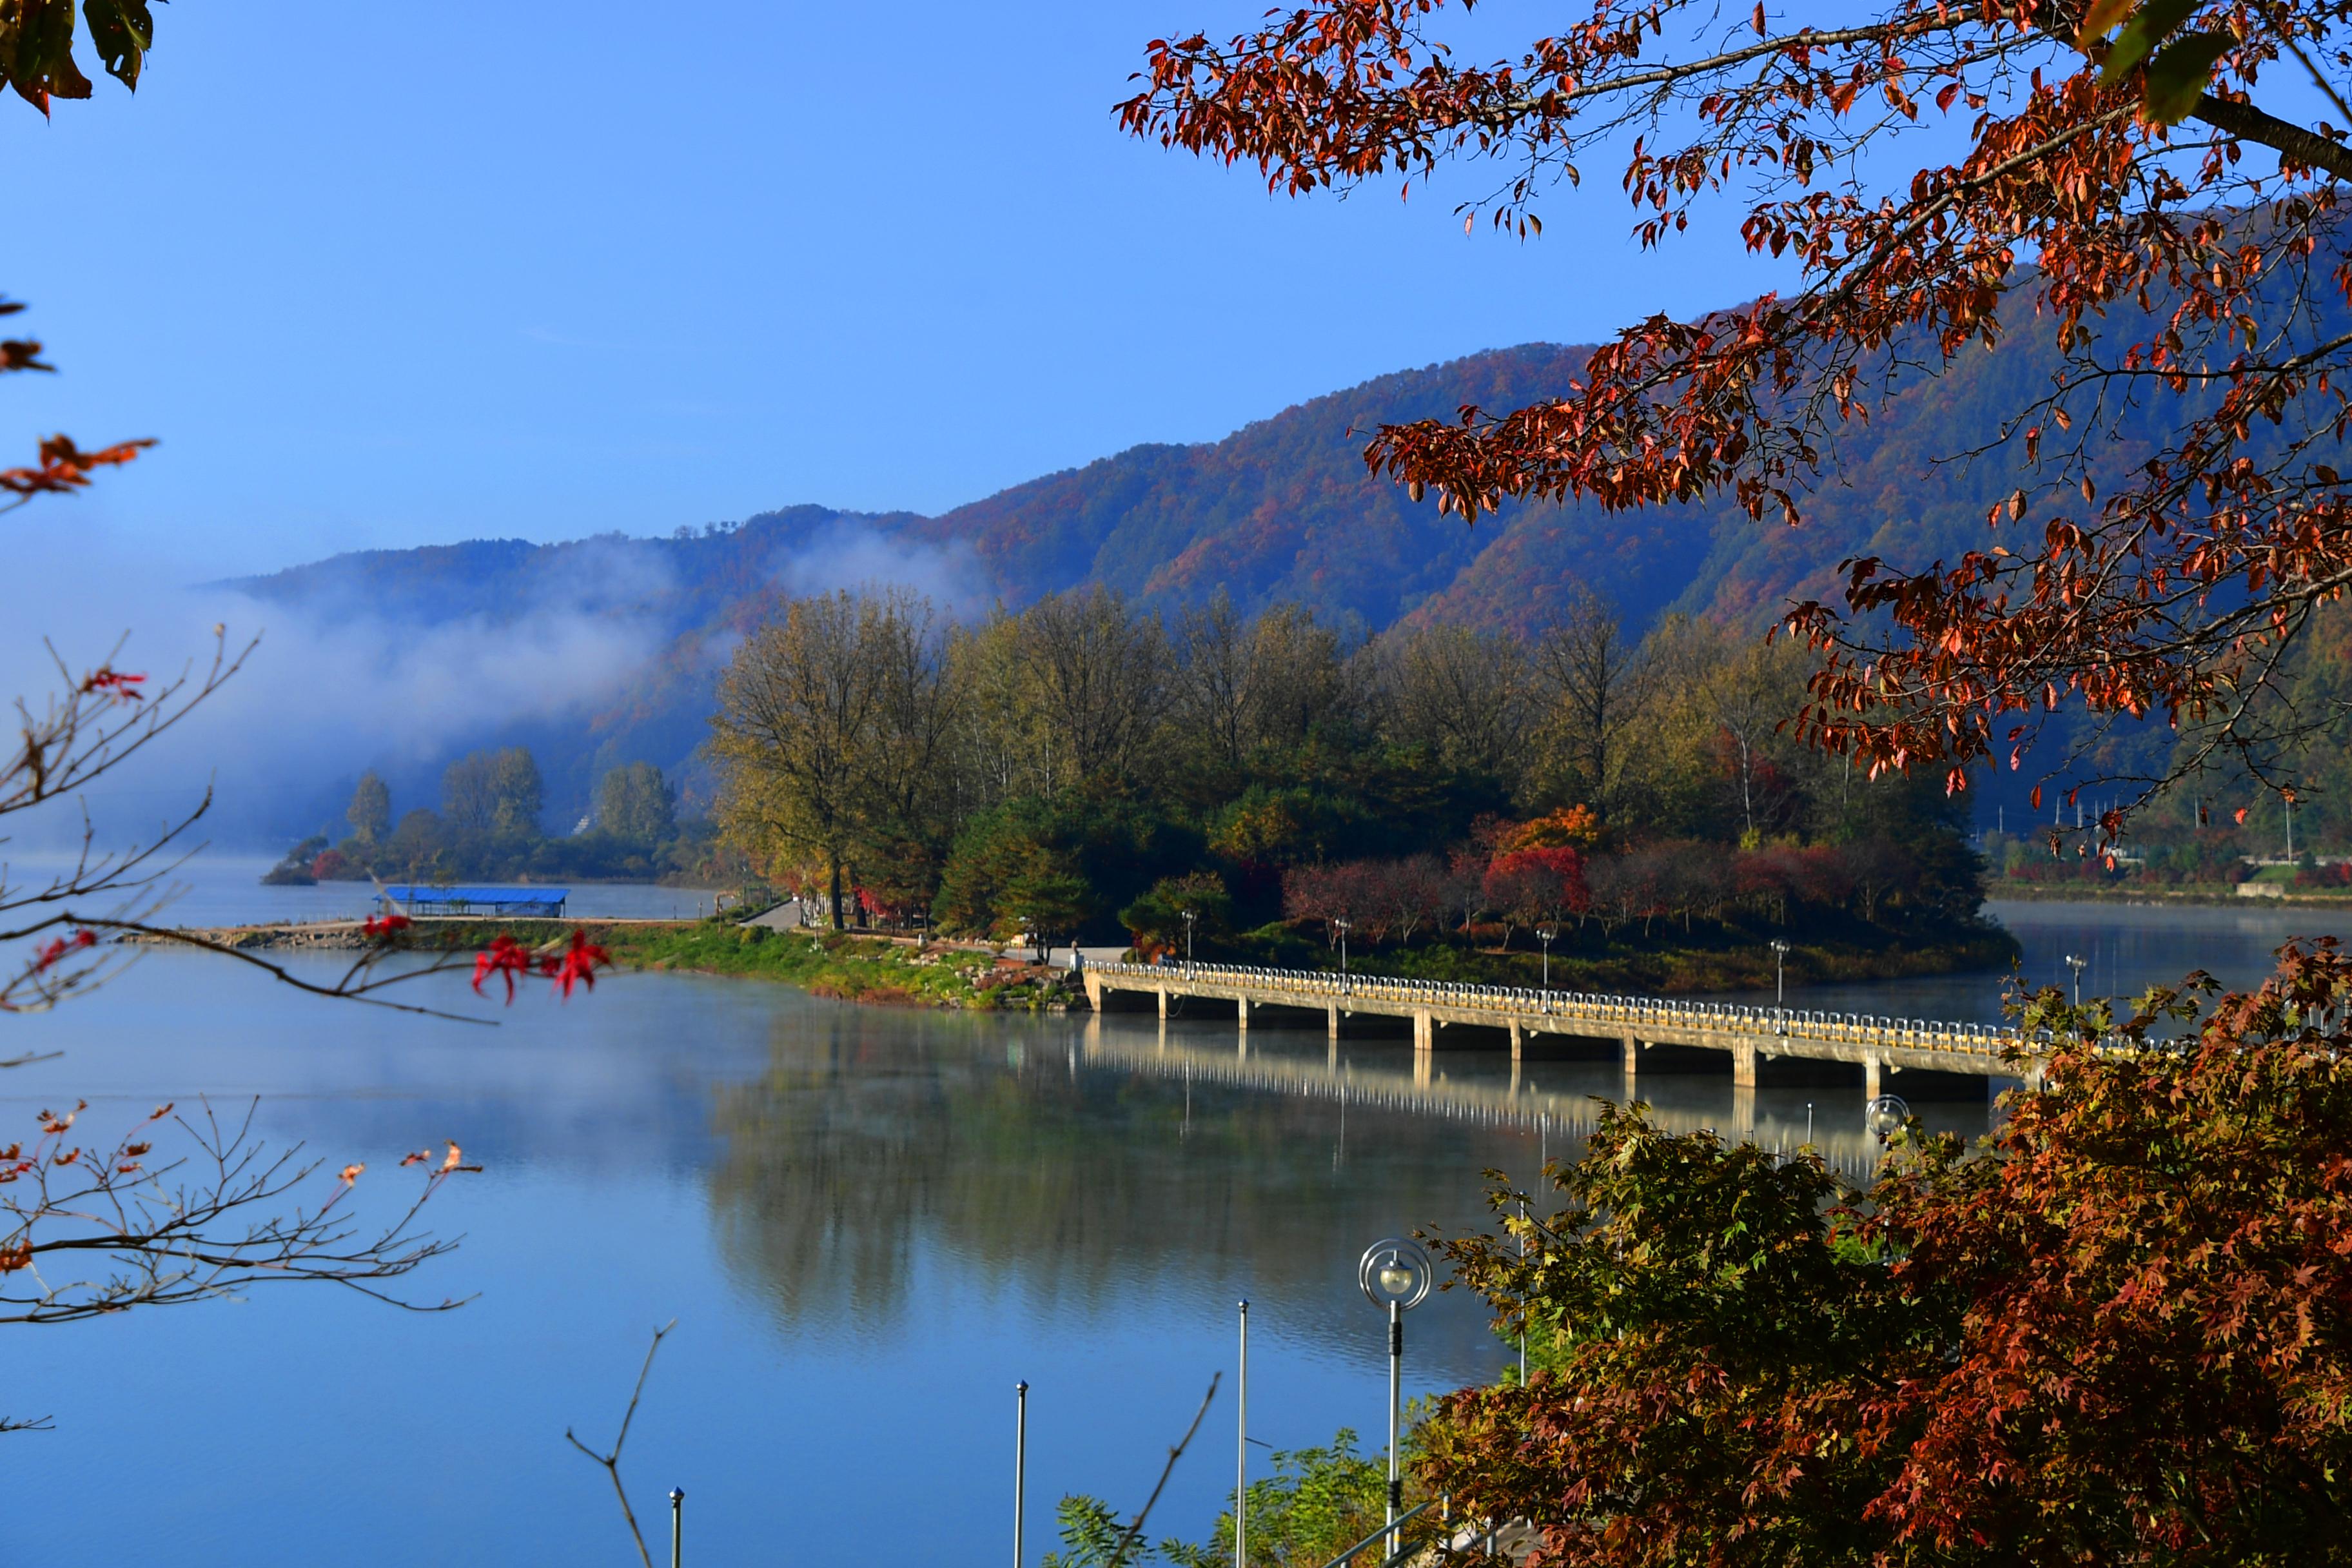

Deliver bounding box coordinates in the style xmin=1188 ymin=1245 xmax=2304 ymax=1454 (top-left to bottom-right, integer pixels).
xmin=382 ymin=885 xmax=570 ymax=905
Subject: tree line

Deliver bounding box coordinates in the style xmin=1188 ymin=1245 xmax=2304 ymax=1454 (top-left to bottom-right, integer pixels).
xmin=711 ymin=585 xmax=1981 ymax=954
xmin=269 ymin=750 xmax=715 ymax=885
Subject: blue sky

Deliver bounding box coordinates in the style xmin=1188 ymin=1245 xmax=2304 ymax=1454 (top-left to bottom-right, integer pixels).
xmin=8 ymin=1 xmax=1767 ymax=576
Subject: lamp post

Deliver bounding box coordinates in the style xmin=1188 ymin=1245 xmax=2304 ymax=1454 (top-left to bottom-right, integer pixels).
xmin=1236 ymin=1300 xmax=1249 ymax=1568
xmin=1334 ymin=918 xmax=1351 ymax=994
xmin=1536 ymin=926 xmax=1556 ymax=994
xmin=1183 ymin=908 xmax=1197 ymax=975
xmin=1359 ymin=1237 xmax=1435 ymax=1560
xmin=1014 ymin=1382 xmax=1028 ymax=1568
xmin=2064 ymin=952 xmax=2088 ymax=1010
xmin=1770 ymin=939 xmax=1790 ymax=1034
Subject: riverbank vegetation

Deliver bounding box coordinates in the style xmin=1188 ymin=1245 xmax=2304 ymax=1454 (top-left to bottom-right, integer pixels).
xmin=402 ymin=918 xmax=1083 ymax=1010
xmin=712 ymin=587 xmax=2007 ymax=986
xmin=1408 ymin=946 xmax=2352 ymax=1563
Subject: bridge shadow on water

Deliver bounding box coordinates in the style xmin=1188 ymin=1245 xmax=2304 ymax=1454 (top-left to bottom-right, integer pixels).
xmin=1083 ymin=1003 xmax=2016 ymax=1189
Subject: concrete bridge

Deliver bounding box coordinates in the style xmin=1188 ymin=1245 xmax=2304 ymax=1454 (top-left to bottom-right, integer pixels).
xmin=1081 ymin=960 xmax=2039 ymax=1102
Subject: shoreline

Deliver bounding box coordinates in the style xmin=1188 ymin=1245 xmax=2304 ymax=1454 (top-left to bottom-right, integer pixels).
xmin=1988 ymin=884 xmax=2352 ymax=909
xmin=134 ymin=917 xmax=2015 ymax=1012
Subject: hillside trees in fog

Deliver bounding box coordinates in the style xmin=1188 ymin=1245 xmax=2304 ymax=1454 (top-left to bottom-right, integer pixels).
xmin=710 ymin=585 xmax=1979 ymax=952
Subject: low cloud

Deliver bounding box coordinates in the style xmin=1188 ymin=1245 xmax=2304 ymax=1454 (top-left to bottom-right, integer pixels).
xmin=0 ymin=528 xmax=670 ymax=850
xmin=767 ymin=518 xmax=991 ymax=618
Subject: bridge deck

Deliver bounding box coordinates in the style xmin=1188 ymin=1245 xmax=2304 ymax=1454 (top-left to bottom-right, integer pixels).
xmin=1083 ymin=960 xmax=2039 ymax=1096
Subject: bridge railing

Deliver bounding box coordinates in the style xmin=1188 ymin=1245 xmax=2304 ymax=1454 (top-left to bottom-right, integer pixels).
xmin=1091 ymin=959 xmax=2035 ymax=1058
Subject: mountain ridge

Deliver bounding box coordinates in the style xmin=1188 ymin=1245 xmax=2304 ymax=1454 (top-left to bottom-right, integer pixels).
xmin=227 ymin=333 xmax=2071 ymax=835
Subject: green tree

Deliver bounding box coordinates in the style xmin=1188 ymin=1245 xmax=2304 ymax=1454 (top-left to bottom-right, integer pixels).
xmin=937 ymin=801 xmax=1092 ymax=956
xmin=486 ymin=747 xmax=542 ymax=837
xmin=440 ymin=746 xmax=542 ymax=838
xmin=1118 ymin=871 xmax=1233 ymax=957
xmin=346 ymin=770 xmax=391 ymax=844
xmin=596 ymin=762 xmax=676 ymax=847
xmin=1172 ymin=1431 xmax=1390 ymax=1568
xmin=384 ymin=808 xmax=449 ymax=880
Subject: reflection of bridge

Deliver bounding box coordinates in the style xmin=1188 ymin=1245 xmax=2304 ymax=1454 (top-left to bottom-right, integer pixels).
xmin=1081 ymin=1019 xmax=1899 ymax=1182
xmin=1083 ymin=961 xmax=2039 ymax=1103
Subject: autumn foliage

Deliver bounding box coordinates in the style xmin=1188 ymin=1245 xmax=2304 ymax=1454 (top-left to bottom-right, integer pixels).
xmin=1425 ymin=941 xmax=2352 ymax=1563
xmin=1124 ymin=1 xmax=2352 ymax=818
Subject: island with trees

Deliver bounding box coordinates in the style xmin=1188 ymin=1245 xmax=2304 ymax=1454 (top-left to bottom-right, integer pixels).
xmin=264 ymin=750 xmax=727 ymax=887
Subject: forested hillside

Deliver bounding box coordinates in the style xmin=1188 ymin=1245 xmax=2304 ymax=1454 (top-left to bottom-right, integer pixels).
xmin=228 ymin=320 xmax=2171 ymax=838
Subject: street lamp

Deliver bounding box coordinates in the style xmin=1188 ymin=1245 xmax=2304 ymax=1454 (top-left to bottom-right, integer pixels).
xmin=1359 ymin=1237 xmax=1434 ymax=1559
xmin=1865 ymin=1092 xmax=1910 ymax=1146
xmin=1014 ymin=1381 xmax=1028 ymax=1568
xmin=1769 ymin=939 xmax=1790 ymax=1034
xmin=1333 ymin=917 xmax=1352 ymax=994
xmin=2064 ymin=953 xmax=2089 ymax=1010
xmin=1182 ymin=908 xmax=1197 ymax=975
xmin=1536 ymin=926 xmax=1556 ymax=994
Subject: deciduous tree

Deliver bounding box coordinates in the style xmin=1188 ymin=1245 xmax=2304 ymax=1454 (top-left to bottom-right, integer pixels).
xmin=1426 ymin=943 xmax=2352 ymax=1565
xmin=347 ymin=770 xmax=391 ymax=845
xmin=596 ymin=762 xmax=677 ymax=848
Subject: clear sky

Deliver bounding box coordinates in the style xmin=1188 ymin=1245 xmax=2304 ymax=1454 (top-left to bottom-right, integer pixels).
xmin=8 ymin=1 xmax=1767 ymax=577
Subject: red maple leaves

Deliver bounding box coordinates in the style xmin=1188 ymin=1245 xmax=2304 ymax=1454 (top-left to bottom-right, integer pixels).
xmin=30 ymin=929 xmax=95 ymax=974
xmin=1123 ymin=1 xmax=2352 ymax=808
xmin=0 ymin=433 xmax=155 ymax=515
xmin=470 ymin=930 xmax=611 ymax=1003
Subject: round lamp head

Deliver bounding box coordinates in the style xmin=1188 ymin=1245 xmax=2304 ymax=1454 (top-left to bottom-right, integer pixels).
xmin=1863 ymin=1093 xmax=1910 ymax=1143
xmin=1358 ymin=1237 xmax=1434 ymax=1311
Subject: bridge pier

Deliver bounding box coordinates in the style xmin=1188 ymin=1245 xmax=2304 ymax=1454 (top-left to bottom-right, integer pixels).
xmin=1865 ymin=1053 xmax=1883 ymax=1101
xmin=1157 ymin=988 xmax=1168 ymax=1021
xmin=1732 ymin=1040 xmax=1758 ymax=1090
xmin=1413 ymin=1011 xmax=1434 ymax=1052
xmin=1237 ymin=995 xmax=1250 ymax=1032
xmin=1327 ymin=1004 xmax=1339 ymax=1040
xmin=1508 ymin=1020 xmax=1524 ymax=1066
xmin=1622 ymin=1035 xmax=1639 ymax=1084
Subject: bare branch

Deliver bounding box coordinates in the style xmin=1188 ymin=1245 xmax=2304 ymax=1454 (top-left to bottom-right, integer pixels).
xmin=566 ymin=1320 xmax=680 ymax=1568
xmin=1109 ymin=1373 xmax=1221 ymax=1568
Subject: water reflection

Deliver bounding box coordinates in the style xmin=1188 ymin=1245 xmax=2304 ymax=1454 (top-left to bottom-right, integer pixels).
xmin=701 ymin=1003 xmax=2005 ymax=1379
xmin=706 ymin=1006 xmax=1595 ymax=1376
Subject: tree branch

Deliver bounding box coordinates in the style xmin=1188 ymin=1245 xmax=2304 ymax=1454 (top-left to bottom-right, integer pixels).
xmin=2192 ymin=91 xmax=2352 ymax=181
xmin=1110 ymin=1373 xmax=1221 ymax=1568
xmin=566 ymin=1319 xmax=679 ymax=1568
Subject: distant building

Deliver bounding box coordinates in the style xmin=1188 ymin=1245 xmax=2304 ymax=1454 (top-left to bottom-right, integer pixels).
xmin=378 ymin=885 xmax=569 ymax=918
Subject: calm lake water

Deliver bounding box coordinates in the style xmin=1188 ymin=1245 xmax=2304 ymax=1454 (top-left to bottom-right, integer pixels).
xmin=5 ymin=882 xmax=2344 ymax=1565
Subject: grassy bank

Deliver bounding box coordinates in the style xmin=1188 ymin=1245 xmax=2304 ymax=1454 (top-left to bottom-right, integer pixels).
xmin=407 ymin=914 xmax=2014 ymax=1010
xmin=416 ymin=919 xmax=1083 ymax=1010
